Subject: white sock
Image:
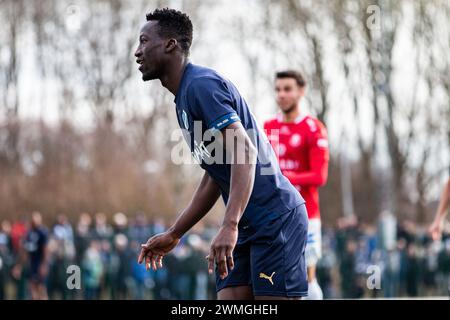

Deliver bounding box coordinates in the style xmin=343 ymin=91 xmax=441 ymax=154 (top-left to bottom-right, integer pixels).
xmin=305 ymin=279 xmax=323 ymax=300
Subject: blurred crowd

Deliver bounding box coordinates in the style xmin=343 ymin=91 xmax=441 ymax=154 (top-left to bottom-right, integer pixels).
xmin=0 ymin=211 xmax=217 ymax=300
xmin=317 ymin=213 xmax=450 ymax=298
xmin=0 ymin=211 xmax=449 ymax=300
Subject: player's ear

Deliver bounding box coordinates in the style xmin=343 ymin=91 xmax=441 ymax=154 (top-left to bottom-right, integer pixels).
xmin=164 ymin=38 xmax=178 ymax=53
xmin=299 ymin=86 xmax=306 ymax=97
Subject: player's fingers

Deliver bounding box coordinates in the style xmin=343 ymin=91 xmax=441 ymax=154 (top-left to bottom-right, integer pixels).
xmin=149 ymin=251 xmax=156 ymax=270
xmin=138 ymin=245 xmax=149 ymax=264
xmin=432 ymin=230 xmax=441 ymax=241
xmin=207 ymin=249 xmax=215 ymax=275
xmin=138 ymin=248 xmax=145 ymax=264
xmin=145 ymin=252 xmax=153 ymax=271
xmin=153 ymin=255 xmax=161 ymax=270
xmin=226 ymin=248 xmax=234 ymax=271
xmin=151 ymin=254 xmax=158 ymax=271
xmin=217 ymin=247 xmax=228 ymax=279
xmin=429 ymin=224 xmax=439 ymax=241
xmin=157 ymin=255 xmax=163 ymax=268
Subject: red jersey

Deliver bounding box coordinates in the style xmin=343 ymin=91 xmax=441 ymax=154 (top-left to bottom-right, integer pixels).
xmin=11 ymin=221 xmax=27 ymax=253
xmin=264 ymin=114 xmax=329 ymax=220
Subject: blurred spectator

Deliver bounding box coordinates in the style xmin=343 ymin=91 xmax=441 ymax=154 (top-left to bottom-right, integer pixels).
xmin=10 ymin=216 xmax=27 ymax=300
xmin=129 ymin=212 xmax=152 ymax=244
xmin=316 ymin=228 xmax=337 ymax=299
xmin=53 ymin=214 xmax=76 ymax=259
xmin=130 ymin=240 xmax=153 ymax=300
xmin=339 ymin=239 xmax=364 ymax=298
xmin=422 ymin=241 xmax=439 ymax=296
xmin=405 ymin=243 xmax=420 ymax=296
xmin=382 ymin=247 xmax=401 ymax=297
xmin=378 ymin=210 xmax=397 ymax=251
xmin=186 ymin=234 xmax=210 ymax=300
xmin=99 ymin=239 xmax=113 ymax=298
xmin=75 ymin=213 xmax=93 ymax=266
xmin=0 ymin=220 xmax=13 ymax=300
xmin=108 ymin=234 xmax=131 ymax=299
xmin=22 ymin=211 xmax=49 ymax=300
xmin=82 ymin=240 xmax=104 ymax=300
xmin=437 ymin=239 xmax=450 ymax=295
xmin=10 ymin=217 xmax=27 ymax=255
xmin=92 ymin=212 xmax=113 ymax=241
xmin=48 ymin=214 xmax=76 ymax=300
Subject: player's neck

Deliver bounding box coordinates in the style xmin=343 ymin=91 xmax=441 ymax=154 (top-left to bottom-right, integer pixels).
xmin=160 ymin=56 xmax=189 ymax=96
xmin=282 ymin=107 xmax=301 ymax=123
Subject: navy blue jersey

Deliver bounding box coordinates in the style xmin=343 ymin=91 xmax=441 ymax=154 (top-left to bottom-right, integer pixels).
xmin=24 ymin=227 xmax=48 ymax=268
xmin=174 ymin=63 xmax=304 ymax=228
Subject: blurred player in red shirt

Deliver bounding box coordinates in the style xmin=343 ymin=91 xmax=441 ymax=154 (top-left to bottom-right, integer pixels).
xmin=264 ymin=70 xmax=329 ymax=299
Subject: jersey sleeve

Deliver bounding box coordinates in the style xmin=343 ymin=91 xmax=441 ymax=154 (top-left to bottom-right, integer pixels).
xmin=186 ymin=77 xmax=240 ymax=132
xmin=284 ymin=119 xmax=329 ymax=187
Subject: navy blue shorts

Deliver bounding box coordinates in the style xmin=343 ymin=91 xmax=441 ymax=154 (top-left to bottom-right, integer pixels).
xmin=216 ymin=204 xmax=309 ymax=297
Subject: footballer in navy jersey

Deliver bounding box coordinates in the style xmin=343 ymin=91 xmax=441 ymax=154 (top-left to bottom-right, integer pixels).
xmin=174 ymin=63 xmax=305 ymax=229
xmin=136 ymin=8 xmax=308 ymax=299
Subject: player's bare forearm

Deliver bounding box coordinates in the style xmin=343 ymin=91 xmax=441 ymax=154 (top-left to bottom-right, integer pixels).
xmin=207 ymin=158 xmax=256 ymax=278
xmin=169 ymin=171 xmax=221 ymax=239
xmin=221 ymin=122 xmax=257 ymax=228
xmin=207 ymin=121 xmax=257 ymax=278
xmin=223 ymin=162 xmax=256 ymax=227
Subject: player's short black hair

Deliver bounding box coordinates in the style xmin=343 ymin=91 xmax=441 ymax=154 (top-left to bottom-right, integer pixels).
xmin=146 ymin=8 xmax=193 ymax=55
xmin=275 ymin=70 xmax=306 ymax=88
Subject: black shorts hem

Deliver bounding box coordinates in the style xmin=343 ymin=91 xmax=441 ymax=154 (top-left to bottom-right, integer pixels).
xmin=217 ymin=283 xmax=308 ymax=298
xmin=216 ymin=282 xmax=252 ymax=293
xmin=253 ymin=290 xmax=308 ymax=297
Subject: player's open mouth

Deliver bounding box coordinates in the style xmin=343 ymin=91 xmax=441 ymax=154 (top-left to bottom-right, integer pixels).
xmin=136 ymin=59 xmax=144 ymax=71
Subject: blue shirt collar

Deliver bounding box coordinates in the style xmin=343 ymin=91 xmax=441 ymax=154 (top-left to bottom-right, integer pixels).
xmin=174 ymin=62 xmax=193 ymax=104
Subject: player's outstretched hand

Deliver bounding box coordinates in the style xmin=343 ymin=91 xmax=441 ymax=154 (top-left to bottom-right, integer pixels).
xmin=207 ymin=224 xmax=238 ymax=280
xmin=138 ymin=231 xmax=180 ymax=271
xmin=428 ymin=218 xmax=443 ymax=241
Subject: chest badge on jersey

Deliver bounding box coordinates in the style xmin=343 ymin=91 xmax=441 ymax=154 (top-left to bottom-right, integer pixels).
xmin=290 ymin=133 xmax=302 ymax=147
xmin=182 ymin=110 xmax=189 ymax=130
xmin=280 ymin=126 xmax=290 ymax=135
